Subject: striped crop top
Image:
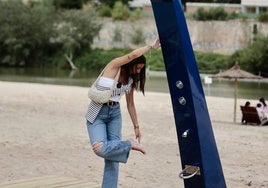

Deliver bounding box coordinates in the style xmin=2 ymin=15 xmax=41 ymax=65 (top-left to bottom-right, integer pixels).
xmin=85 ymin=77 xmax=133 ymax=123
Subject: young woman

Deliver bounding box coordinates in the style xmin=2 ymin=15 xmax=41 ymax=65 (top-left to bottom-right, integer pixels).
xmin=85 ymin=38 xmax=160 ymax=188
xmin=259 ymin=97 xmax=267 ymax=112
xmin=259 ymin=97 xmax=268 ymax=118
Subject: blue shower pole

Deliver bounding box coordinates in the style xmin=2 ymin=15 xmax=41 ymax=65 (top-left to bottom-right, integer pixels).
xmin=150 ymin=0 xmax=226 ymax=187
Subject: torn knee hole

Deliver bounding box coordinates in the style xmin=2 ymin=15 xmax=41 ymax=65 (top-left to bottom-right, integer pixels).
xmin=92 ymin=142 xmax=103 ymax=153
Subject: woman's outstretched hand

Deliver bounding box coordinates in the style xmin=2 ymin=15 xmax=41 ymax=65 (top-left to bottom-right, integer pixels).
xmin=134 ymin=128 xmax=141 ymax=143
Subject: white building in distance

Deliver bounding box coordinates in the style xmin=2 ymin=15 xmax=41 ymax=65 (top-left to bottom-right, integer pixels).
xmin=241 ymin=0 xmax=268 ymax=14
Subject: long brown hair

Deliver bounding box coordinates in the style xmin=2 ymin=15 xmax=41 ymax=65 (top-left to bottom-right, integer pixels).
xmin=121 ymin=55 xmax=146 ymax=94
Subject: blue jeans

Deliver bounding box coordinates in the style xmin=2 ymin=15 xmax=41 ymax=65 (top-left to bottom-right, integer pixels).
xmin=86 ymin=103 xmax=131 ymax=188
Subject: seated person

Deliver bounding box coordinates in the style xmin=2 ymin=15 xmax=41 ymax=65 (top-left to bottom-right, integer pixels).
xmin=241 ymin=101 xmax=251 ymax=124
xmin=259 ymin=97 xmax=268 ymax=114
xmin=256 ymin=103 xmax=266 ymax=120
xmin=245 ymin=101 xmax=250 ymax=107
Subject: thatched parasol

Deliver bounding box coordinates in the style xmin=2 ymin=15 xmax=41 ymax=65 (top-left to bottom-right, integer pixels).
xmin=211 ymin=62 xmax=262 ymax=122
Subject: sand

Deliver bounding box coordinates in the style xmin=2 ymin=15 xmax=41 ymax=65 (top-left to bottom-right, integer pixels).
xmin=0 ymin=81 xmax=267 ymax=188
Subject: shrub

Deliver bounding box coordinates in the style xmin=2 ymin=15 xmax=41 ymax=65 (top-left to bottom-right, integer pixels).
xmin=227 ymin=11 xmax=239 ymax=19
xmin=194 ymin=51 xmax=230 ymax=73
xmin=111 ymin=1 xmax=130 ymax=20
xmin=193 ymin=7 xmax=230 ymax=21
xmin=75 ymin=48 xmax=130 ymax=70
xmin=130 ymin=28 xmax=145 ymax=45
xmin=193 ymin=7 xmax=207 ymax=21
xmin=145 ymin=50 xmax=164 ymax=71
xmin=113 ymin=27 xmax=122 ymax=42
xmin=209 ymin=7 xmax=228 ymax=20
xmin=131 ymin=8 xmax=142 ymax=20
xmin=258 ymin=13 xmax=268 ymax=22
xmin=98 ymin=5 xmax=112 ymax=17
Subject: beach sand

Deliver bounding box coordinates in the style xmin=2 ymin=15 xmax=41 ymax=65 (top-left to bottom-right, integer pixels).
xmin=0 ymin=81 xmax=267 ymax=187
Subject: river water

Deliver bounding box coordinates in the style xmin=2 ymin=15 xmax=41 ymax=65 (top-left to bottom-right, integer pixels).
xmin=0 ymin=67 xmax=267 ymax=100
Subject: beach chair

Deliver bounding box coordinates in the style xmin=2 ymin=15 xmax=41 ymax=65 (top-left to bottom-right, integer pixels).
xmin=240 ymin=106 xmax=268 ymax=126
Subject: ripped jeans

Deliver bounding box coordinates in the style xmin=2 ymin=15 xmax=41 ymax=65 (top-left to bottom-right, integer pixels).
xmin=86 ymin=103 xmax=131 ymax=188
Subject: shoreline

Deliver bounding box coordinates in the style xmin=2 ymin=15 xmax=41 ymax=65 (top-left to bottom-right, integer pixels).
xmin=148 ymin=70 xmax=268 ymax=83
xmin=0 ymin=81 xmax=267 ymax=187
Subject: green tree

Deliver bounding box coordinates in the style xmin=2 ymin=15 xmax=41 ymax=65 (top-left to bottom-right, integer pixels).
xmin=54 ymin=9 xmax=101 ymax=69
xmin=0 ymin=0 xmax=55 ymax=67
xmin=231 ymin=35 xmax=268 ymax=74
xmin=0 ymin=0 xmax=101 ymax=68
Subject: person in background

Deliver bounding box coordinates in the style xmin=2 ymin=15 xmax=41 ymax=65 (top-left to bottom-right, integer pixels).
xmin=256 ymin=103 xmax=265 ymax=120
xmin=245 ymin=101 xmax=250 ymax=107
xmin=259 ymin=97 xmax=268 ymax=113
xmin=85 ymin=38 xmax=160 ymax=188
xmin=259 ymin=97 xmax=268 ymax=119
xmin=242 ymin=101 xmax=251 ymax=124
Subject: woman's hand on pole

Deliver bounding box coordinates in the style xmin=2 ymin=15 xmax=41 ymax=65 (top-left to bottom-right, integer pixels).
xmin=151 ymin=37 xmax=161 ymax=49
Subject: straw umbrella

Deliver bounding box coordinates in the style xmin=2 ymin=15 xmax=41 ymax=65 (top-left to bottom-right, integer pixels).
xmin=211 ymin=62 xmax=262 ymax=122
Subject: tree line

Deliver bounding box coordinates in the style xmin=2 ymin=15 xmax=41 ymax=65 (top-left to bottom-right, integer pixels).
xmin=0 ymin=0 xmax=101 ymax=68
xmin=0 ymin=0 xmax=267 ymax=76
